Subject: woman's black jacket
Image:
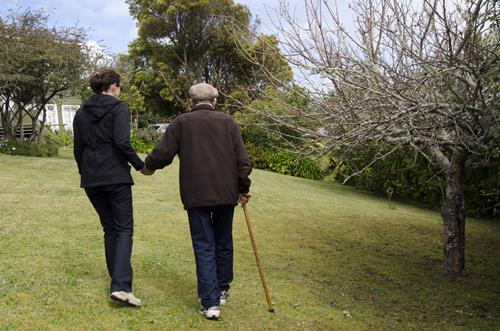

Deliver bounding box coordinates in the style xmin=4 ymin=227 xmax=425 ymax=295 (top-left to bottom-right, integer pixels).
xmin=73 ymin=94 xmax=144 ymax=188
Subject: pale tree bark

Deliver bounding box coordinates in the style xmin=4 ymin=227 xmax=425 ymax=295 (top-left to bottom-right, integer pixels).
xmin=441 ymin=152 xmax=467 ymax=275
xmin=429 ymin=144 xmax=468 ymax=274
xmin=0 ymin=96 xmax=21 ymax=139
xmin=18 ymin=108 xmax=24 ymax=141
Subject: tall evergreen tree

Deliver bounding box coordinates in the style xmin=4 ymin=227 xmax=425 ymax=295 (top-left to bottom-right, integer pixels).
xmin=127 ymin=0 xmax=291 ymax=117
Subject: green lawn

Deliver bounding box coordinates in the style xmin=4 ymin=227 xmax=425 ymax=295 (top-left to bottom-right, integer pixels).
xmin=0 ymin=150 xmax=499 ymax=330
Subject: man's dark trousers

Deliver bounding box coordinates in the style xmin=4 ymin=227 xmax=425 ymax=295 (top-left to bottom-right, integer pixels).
xmin=187 ymin=205 xmax=235 ymax=309
xmin=85 ymin=184 xmax=134 ymax=293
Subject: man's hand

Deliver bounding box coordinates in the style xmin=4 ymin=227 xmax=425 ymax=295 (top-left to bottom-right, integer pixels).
xmin=140 ymin=165 xmax=155 ymax=176
xmin=238 ymin=192 xmax=251 ymax=205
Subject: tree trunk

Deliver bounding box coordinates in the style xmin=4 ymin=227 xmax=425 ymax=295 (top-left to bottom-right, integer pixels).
xmin=19 ymin=109 xmax=24 ymax=141
xmin=1 ymin=96 xmax=17 ymax=139
xmin=441 ymin=148 xmax=468 ymax=276
xmin=0 ymin=103 xmax=9 ymax=138
xmin=36 ymin=105 xmax=48 ymax=144
xmin=4 ymin=124 xmax=15 ymax=139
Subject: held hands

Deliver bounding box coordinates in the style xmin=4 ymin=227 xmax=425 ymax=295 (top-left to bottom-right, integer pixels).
xmin=238 ymin=192 xmax=251 ymax=205
xmin=140 ymin=165 xmax=155 ymax=176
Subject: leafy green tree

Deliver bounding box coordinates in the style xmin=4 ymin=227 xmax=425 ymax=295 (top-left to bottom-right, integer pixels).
xmin=126 ymin=0 xmax=291 ymax=116
xmin=114 ymin=54 xmax=145 ymax=129
xmin=0 ymin=9 xmax=88 ymax=142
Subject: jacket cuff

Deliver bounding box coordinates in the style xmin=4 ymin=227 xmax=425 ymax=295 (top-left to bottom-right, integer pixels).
xmin=145 ymin=156 xmax=156 ymax=171
xmin=238 ymin=178 xmax=251 ymax=193
xmin=133 ymin=159 xmax=145 ymax=171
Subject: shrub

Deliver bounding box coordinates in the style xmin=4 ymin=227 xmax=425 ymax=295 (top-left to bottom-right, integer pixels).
xmin=135 ymin=127 xmax=162 ymax=144
xmin=463 ymin=149 xmax=500 ymax=219
xmin=245 ymin=143 xmax=270 ymax=170
xmin=41 ymin=127 xmax=73 ymax=147
xmin=245 ymin=141 xmax=323 ymax=180
xmin=326 ymin=143 xmax=499 ymax=219
xmin=266 ymin=151 xmax=295 ymax=176
xmin=328 ymin=144 xmax=443 ymax=206
xmin=259 ymin=150 xmax=322 ymax=180
xmin=130 ymin=127 xmax=161 ymax=153
xmin=294 ymin=156 xmax=323 ymax=180
xmin=130 ymin=133 xmax=154 ymax=153
xmin=0 ymin=139 xmax=59 ymax=157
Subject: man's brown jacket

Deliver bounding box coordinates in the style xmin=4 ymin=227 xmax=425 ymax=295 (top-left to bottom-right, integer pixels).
xmin=145 ymin=104 xmax=252 ymax=209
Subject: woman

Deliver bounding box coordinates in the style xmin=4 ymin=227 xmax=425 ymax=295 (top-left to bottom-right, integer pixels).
xmin=73 ymin=70 xmax=144 ymax=306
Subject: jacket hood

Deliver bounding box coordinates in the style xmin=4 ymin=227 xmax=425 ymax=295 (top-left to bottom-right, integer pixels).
xmin=83 ymin=94 xmax=122 ymax=122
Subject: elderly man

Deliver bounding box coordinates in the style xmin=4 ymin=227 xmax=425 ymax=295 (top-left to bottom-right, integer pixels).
xmin=142 ymin=83 xmax=252 ymax=319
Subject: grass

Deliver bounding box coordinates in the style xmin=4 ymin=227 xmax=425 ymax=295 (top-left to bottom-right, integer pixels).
xmin=0 ymin=149 xmax=499 ymax=330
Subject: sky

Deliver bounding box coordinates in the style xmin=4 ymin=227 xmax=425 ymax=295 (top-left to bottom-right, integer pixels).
xmin=0 ymin=0 xmax=137 ymax=54
xmin=0 ymin=0 xmax=320 ymax=55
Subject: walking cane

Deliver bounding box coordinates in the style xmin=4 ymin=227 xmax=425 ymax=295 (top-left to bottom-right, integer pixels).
xmin=242 ymin=203 xmax=274 ymax=313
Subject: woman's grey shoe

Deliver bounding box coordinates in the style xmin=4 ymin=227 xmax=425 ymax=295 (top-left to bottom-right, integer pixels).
xmin=220 ymin=290 xmax=230 ymax=305
xmin=110 ymin=291 xmax=142 ymax=307
xmin=199 ymin=305 xmax=221 ymax=320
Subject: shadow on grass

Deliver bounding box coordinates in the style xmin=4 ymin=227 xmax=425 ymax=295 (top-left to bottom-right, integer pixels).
xmin=306 ymin=223 xmax=500 ymax=329
xmin=108 ymin=300 xmax=142 ymax=309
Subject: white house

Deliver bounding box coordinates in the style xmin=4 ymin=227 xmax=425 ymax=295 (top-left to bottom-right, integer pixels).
xmin=42 ymin=94 xmax=81 ymax=131
xmin=44 ymin=103 xmax=80 ymax=131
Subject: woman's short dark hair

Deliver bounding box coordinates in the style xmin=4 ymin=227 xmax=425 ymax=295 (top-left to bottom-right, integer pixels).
xmin=89 ymin=70 xmax=121 ymax=94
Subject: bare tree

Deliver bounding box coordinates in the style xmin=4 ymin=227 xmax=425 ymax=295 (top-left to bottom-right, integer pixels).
xmin=235 ymin=0 xmax=499 ymax=275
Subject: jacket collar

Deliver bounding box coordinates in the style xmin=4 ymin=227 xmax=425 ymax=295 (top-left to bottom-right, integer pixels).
xmin=191 ymin=102 xmax=215 ymax=112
